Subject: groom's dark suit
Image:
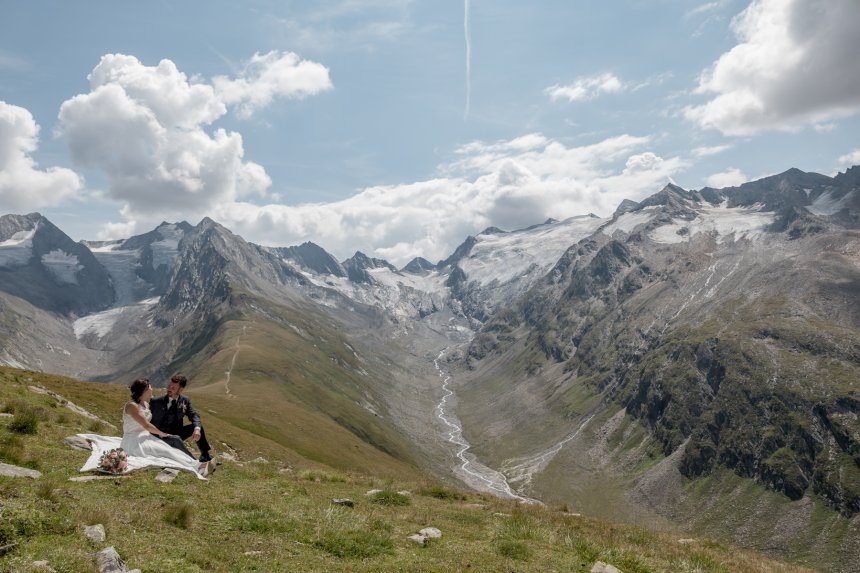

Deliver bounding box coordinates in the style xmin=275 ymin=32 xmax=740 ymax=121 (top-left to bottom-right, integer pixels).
xmin=150 ymin=394 xmax=212 ymax=462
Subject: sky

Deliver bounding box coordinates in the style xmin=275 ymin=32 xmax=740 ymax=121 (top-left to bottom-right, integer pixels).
xmin=1 ymin=0 xmax=859 ymax=266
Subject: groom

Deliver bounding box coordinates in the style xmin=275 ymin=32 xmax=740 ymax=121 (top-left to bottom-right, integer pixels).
xmin=150 ymin=374 xmax=213 ymax=463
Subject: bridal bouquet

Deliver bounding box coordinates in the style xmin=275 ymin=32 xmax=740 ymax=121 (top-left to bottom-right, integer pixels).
xmin=98 ymin=448 xmax=128 ymax=474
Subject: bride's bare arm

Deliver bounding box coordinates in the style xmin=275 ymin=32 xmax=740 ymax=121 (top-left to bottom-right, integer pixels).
xmin=124 ymin=402 xmax=170 ymax=438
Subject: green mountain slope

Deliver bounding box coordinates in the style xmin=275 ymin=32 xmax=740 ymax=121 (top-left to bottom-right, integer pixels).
xmin=455 ymin=178 xmax=860 ymax=571
xmin=0 ymin=367 xmax=815 ymax=572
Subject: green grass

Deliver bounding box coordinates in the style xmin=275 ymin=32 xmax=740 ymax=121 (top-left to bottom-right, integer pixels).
xmin=226 ymin=508 xmax=298 ymax=534
xmin=8 ymin=409 xmax=39 ymax=435
xmin=0 ymin=366 xmax=819 ymax=573
xmin=298 ymin=469 xmax=347 ymax=483
xmin=313 ymin=530 xmax=395 ymax=559
xmin=416 ymin=485 xmax=467 ymax=501
xmin=163 ymin=502 xmax=194 ymax=529
xmin=496 ymin=539 xmax=532 ymax=560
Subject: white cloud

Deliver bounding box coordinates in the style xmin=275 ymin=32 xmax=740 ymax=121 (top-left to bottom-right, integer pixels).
xmin=0 ymin=101 xmax=82 ymax=211
xmin=96 ymin=219 xmax=137 ymax=241
xmin=704 ymin=167 xmax=747 ymax=188
xmin=545 ymin=73 xmax=624 ymax=103
xmin=684 ymin=1 xmax=731 ymax=19
xmin=199 ymin=133 xmax=686 ymax=266
xmin=692 ymin=144 xmax=732 ymax=157
xmin=57 ymin=52 xmax=332 ymax=223
xmin=684 ymin=0 xmax=860 ymax=135
xmin=213 ymin=51 xmax=332 ymax=119
xmin=272 ymin=1 xmax=415 ymax=53
xmin=838 ymin=149 xmax=860 ymax=166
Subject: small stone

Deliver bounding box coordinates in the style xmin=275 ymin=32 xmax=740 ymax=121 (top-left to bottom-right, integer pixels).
xmin=418 ymin=527 xmax=442 ymax=539
xmin=331 ymin=498 xmax=354 ymax=507
xmin=0 ymin=462 xmax=41 ymax=479
xmin=0 ymin=412 xmax=13 ymax=418
xmin=407 ymin=534 xmax=428 ymax=546
xmin=0 ymin=542 xmax=17 ymax=556
xmin=492 ymin=512 xmax=511 ymax=517
xmin=69 ymin=475 xmax=130 ymax=482
xmin=219 ymin=452 xmax=237 ymax=462
xmin=365 ymin=489 xmax=383 ymax=496
xmin=84 ymin=523 xmax=106 ymax=542
xmin=32 ymin=561 xmax=56 ymax=572
xmin=250 ymin=457 xmax=268 ymax=464
xmin=64 ymin=435 xmax=91 ymax=451
xmin=243 ymin=550 xmax=263 ymax=556
xmin=95 ymin=547 xmax=127 ymax=573
xmin=155 ymin=468 xmax=180 ymax=483
xmin=397 ymin=490 xmax=411 ymax=496
xmin=678 ymin=538 xmax=695 ymax=544
xmin=591 ymin=561 xmax=624 ymax=573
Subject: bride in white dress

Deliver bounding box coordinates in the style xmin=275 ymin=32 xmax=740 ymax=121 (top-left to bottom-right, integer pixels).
xmin=78 ymin=379 xmax=207 ymax=480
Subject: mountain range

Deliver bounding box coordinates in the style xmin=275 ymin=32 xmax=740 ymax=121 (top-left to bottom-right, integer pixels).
xmin=1 ymin=166 xmax=858 ymax=570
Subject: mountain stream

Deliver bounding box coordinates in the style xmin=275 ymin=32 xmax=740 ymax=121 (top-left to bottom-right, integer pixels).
xmin=433 ymin=350 xmax=533 ymax=502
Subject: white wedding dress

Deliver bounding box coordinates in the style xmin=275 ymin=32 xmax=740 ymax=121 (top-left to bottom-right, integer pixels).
xmin=78 ymin=401 xmax=206 ymax=480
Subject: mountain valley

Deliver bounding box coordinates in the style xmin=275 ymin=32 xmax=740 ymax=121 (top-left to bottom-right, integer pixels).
xmin=1 ymin=167 xmax=858 ymax=570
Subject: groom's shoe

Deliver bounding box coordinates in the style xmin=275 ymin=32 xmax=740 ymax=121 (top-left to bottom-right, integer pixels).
xmin=199 ymin=455 xmax=216 ymax=474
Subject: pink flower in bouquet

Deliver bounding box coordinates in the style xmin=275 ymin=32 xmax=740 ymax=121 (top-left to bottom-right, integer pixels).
xmin=98 ymin=448 xmax=128 ymax=474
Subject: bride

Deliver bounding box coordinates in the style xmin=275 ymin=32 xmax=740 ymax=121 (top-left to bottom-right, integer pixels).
xmin=78 ymin=378 xmax=208 ymax=479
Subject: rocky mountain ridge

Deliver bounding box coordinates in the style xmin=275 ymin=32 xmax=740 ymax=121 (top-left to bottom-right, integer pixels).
xmin=458 ymin=168 xmax=859 ymax=534
xmin=0 ymin=166 xmax=858 ymax=569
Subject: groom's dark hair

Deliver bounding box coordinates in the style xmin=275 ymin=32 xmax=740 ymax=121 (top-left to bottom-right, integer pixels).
xmin=170 ymin=374 xmax=188 ymax=388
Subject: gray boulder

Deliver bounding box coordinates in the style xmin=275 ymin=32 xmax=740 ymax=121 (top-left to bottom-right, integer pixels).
xmin=0 ymin=462 xmax=41 ymax=479
xmin=591 ymin=562 xmax=624 ymax=573
xmin=64 ymin=435 xmax=91 ymax=451
xmin=84 ymin=524 xmax=106 ymax=542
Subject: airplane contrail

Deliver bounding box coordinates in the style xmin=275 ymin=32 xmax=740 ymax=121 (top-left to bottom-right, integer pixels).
xmin=464 ymin=0 xmax=471 ymax=120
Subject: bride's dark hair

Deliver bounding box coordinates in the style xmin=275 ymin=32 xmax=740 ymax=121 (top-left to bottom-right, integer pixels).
xmin=129 ymin=378 xmax=150 ymax=404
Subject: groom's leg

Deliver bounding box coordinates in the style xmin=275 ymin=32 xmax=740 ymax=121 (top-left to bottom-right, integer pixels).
xmin=158 ymin=434 xmax=193 ymax=457
xmin=179 ymin=424 xmax=212 ymax=461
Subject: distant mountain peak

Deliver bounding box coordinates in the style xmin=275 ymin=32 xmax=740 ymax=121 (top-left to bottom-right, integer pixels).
xmin=440 ymin=235 xmax=477 ymax=268
xmin=157 ymin=220 xmax=193 ymax=231
xmin=638 ymin=183 xmax=691 ymax=209
xmin=402 ymin=256 xmax=436 ymax=274
xmin=613 ymin=199 xmax=639 ymax=217
xmin=342 ymin=251 xmax=396 ymax=283
xmin=273 ymin=241 xmax=345 ymax=277
xmin=197 ymin=216 xmax=220 ymax=229
xmin=661 ymin=182 xmax=688 ymax=195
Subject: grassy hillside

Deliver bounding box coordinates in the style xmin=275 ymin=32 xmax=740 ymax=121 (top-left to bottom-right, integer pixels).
xmin=0 ymin=367 xmax=814 ymax=572
xmin=160 ymin=294 xmax=426 ymax=479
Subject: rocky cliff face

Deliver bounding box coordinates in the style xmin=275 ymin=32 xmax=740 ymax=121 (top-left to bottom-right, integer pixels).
xmin=463 ymin=169 xmax=860 ymax=516
xmin=156 ymin=218 xmax=306 ymax=319
xmin=0 ymin=213 xmax=114 ymax=315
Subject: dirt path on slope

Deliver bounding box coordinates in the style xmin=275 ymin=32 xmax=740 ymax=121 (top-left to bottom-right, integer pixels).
xmin=224 ymin=325 xmax=246 ymax=399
